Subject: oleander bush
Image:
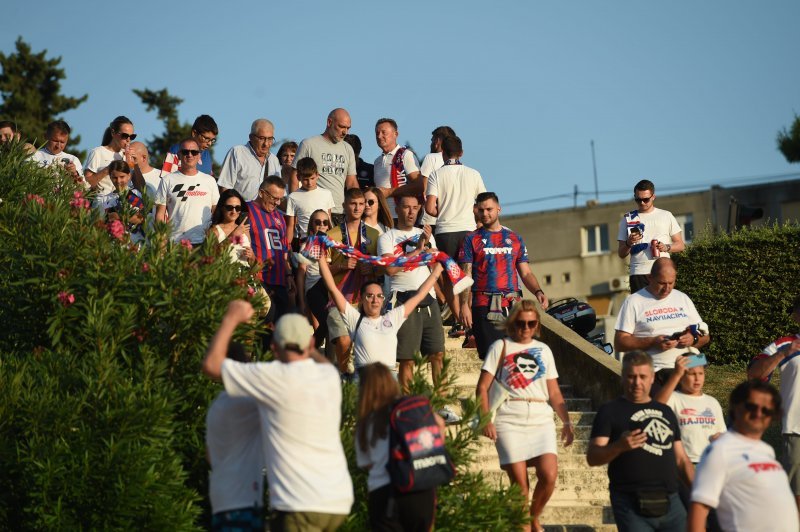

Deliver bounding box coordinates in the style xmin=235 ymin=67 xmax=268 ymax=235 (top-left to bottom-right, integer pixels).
xmin=673 ymin=222 xmax=800 ymax=366
xmin=0 ymin=142 xmax=526 ymax=530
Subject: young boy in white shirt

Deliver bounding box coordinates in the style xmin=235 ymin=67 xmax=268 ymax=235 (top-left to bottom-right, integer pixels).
xmin=286 ymin=157 xmax=334 ymax=251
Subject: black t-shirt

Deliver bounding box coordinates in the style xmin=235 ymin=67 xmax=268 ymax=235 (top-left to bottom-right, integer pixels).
xmin=590 ymin=398 xmax=682 ymax=493
xmin=356 ymin=158 xmax=374 ymax=189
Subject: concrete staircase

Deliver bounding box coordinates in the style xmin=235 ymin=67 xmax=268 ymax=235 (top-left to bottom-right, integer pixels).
xmin=443 ymin=334 xmax=616 ymax=531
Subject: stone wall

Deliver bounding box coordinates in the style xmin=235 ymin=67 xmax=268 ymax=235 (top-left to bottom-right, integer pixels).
xmin=539 ymin=311 xmax=622 ymax=408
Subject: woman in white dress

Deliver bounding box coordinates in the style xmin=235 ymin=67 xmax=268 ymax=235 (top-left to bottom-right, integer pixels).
xmin=209 ymin=189 xmax=254 ymax=267
xmin=476 ymin=300 xmax=574 ymax=532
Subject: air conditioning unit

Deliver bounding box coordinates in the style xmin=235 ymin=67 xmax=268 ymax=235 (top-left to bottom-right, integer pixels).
xmin=609 ymin=276 xmax=629 ymax=292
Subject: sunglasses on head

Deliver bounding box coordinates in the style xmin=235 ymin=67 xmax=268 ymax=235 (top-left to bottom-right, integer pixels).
xmin=313 ymin=219 xmax=330 ymax=227
xmin=118 ymin=132 xmax=137 ymax=140
xmin=744 ymin=402 xmax=775 ymax=417
xmin=224 ymin=204 xmax=242 ymax=212
xmin=634 ymin=195 xmax=653 ymax=204
xmin=180 ymin=149 xmax=200 ymax=156
xmin=515 ymin=320 xmax=538 ymax=329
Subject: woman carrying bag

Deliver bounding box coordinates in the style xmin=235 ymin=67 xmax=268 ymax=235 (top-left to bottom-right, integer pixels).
xmin=475 ymin=300 xmax=574 ymax=532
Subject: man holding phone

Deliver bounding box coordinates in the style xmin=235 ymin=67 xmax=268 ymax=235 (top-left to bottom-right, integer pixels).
xmin=31 ymin=120 xmax=83 ymax=182
xmin=617 ymin=180 xmax=685 ymax=293
xmin=614 ymin=258 xmax=710 ymax=388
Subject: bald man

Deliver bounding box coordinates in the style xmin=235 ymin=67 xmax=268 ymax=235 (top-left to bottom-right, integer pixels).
xmin=293 ymin=108 xmax=358 ymax=226
xmin=218 ymin=118 xmax=281 ymax=201
xmin=129 ymin=142 xmax=161 ymax=199
xmin=614 ymin=257 xmax=710 ymax=386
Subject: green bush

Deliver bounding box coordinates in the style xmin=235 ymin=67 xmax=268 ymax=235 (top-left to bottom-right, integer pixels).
xmin=0 ymin=143 xmax=526 ymax=530
xmin=673 ymin=222 xmax=800 ymax=366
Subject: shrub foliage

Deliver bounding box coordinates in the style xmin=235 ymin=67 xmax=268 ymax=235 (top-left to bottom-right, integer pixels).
xmin=674 ymin=223 xmax=800 ymax=366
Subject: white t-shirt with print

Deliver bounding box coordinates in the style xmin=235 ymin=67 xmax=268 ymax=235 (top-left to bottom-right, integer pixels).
xmin=84 ymin=146 xmax=124 ymax=196
xmin=373 ymin=145 xmax=420 ymax=213
xmin=615 ymin=287 xmax=705 ymax=371
xmin=221 ymin=358 xmax=354 ymax=515
xmin=205 ymin=391 xmax=265 ymax=514
xmin=666 ymin=391 xmax=726 ymax=462
xmin=692 ymin=430 xmax=799 ymax=532
xmin=155 ymin=170 xmax=220 ymax=243
xmin=426 ymin=163 xmax=486 ymax=234
xmin=616 ymin=207 xmax=682 ymax=275
xmin=286 ymin=187 xmax=335 ymax=238
xmin=482 ymin=338 xmax=558 ymax=425
xmin=378 ymin=227 xmax=437 ymax=296
xmin=340 ymin=305 xmax=406 ymax=369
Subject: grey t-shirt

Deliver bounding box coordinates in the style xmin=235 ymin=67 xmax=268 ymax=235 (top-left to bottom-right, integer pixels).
xmin=293 ymin=135 xmax=356 ymax=214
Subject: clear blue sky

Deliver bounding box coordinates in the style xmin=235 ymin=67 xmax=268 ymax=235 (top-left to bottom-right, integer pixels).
xmin=3 ymin=0 xmax=799 ymax=213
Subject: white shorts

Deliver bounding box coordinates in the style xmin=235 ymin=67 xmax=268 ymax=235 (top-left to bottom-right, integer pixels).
xmin=494 ymin=403 xmax=557 ymax=465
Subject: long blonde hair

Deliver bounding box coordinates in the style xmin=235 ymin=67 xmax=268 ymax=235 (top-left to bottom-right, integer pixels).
xmin=356 ymin=363 xmax=401 ymax=451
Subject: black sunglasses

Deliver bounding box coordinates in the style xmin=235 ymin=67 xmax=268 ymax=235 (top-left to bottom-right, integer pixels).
xmin=634 ymin=195 xmax=653 ymax=204
xmin=515 ymin=320 xmax=538 ymax=329
xmin=118 ymin=132 xmax=137 ymax=140
xmin=180 ymin=149 xmax=200 ymax=156
xmin=366 ymin=199 xmax=376 ymax=206
xmin=744 ymin=402 xmax=775 ymax=417
xmin=224 ymin=205 xmax=242 ymax=212
xmin=313 ymin=219 xmax=330 ymax=226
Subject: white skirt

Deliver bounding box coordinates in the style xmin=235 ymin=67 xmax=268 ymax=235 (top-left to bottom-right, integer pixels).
xmin=494 ymin=402 xmax=557 ymax=465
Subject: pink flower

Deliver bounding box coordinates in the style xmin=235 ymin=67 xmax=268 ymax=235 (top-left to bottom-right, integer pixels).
xmin=180 ymin=239 xmax=193 ymax=250
xmin=26 ymin=193 xmax=45 ymax=206
xmin=69 ymin=190 xmax=90 ymax=210
xmin=141 ymin=262 xmax=150 ymax=273
xmin=57 ymin=291 xmax=75 ymax=307
xmin=107 ymin=219 xmax=125 ymax=240
xmin=246 ymin=286 xmax=256 ymax=298
xmin=231 ymin=234 xmax=244 ymax=245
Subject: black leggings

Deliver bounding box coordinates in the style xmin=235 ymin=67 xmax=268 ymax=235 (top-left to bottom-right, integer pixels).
xmin=306 ymin=280 xmax=329 ymax=348
xmin=368 ymin=485 xmax=436 ymax=532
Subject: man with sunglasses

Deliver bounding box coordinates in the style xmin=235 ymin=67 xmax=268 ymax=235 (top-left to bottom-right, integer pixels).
xmin=164 ymin=115 xmax=218 ymax=177
xmin=218 ymin=118 xmax=281 ymax=201
xmin=748 ymin=294 xmax=800 ymax=510
xmin=617 ymin=180 xmax=685 ymax=293
xmin=689 ymin=380 xmax=798 ymax=531
xmin=155 ymin=138 xmax=219 ymax=245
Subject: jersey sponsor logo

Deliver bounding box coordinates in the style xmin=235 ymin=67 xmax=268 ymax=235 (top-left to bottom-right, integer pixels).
xmin=483 ymin=247 xmax=513 ymax=255
xmin=264 ymin=228 xmax=283 ymax=250
xmin=171 ymin=183 xmax=207 ymax=202
xmin=747 ymin=462 xmax=782 ymax=473
xmin=630 ymin=408 xmax=674 ymax=456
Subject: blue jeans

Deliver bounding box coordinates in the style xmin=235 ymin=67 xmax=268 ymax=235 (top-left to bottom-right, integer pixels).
xmin=610 ymin=490 xmax=686 ymax=532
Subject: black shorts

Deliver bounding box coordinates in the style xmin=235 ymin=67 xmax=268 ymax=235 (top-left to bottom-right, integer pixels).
xmin=472 ymin=306 xmax=507 ymax=360
xmin=435 ymin=231 xmax=468 ymax=261
xmin=368 ymin=484 xmax=436 ymax=532
xmin=629 ymin=274 xmax=649 ymax=293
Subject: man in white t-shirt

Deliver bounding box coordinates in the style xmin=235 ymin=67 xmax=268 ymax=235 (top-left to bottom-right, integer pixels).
xmin=129 ymin=142 xmax=161 ymax=199
xmin=31 ymin=120 xmax=83 ymax=182
xmin=155 ymin=138 xmax=219 ymax=244
xmin=614 ymin=258 xmax=710 ymax=381
xmin=689 ymin=380 xmax=798 ymax=532
xmin=373 ymin=118 xmax=421 ymax=214
xmin=617 ymin=179 xmax=685 ymax=293
xmin=217 ymin=118 xmax=281 ymax=202
xmin=293 ymin=108 xmax=359 ymax=225
xmin=203 ymin=303 xmax=353 ymax=530
xmin=419 ymin=125 xmax=456 ymax=232
xmin=747 ymin=294 xmax=800 ymax=509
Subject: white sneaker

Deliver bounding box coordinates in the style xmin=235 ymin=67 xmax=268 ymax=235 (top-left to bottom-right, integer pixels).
xmin=438 ymin=406 xmax=462 ymax=425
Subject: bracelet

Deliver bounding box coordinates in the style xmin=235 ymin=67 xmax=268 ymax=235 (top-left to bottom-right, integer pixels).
xmin=534 ymin=289 xmax=544 ymax=296
xmin=666 ymin=244 xmax=672 ymax=252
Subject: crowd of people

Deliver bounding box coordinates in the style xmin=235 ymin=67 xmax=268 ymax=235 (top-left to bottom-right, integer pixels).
xmin=5 ymin=111 xmax=800 ymax=532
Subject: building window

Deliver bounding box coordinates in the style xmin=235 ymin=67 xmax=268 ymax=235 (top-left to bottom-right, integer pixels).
xmin=583 ymin=224 xmax=609 ymax=255
xmin=675 ymin=213 xmax=694 ymax=243
xmin=562 ymin=272 xmax=571 ymax=283
xmin=544 ymin=275 xmax=552 ymax=286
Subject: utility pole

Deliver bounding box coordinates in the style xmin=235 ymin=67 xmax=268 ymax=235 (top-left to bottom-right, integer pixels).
xmin=591 ymin=140 xmax=599 ymax=200
xmin=573 ymin=184 xmax=578 ymax=208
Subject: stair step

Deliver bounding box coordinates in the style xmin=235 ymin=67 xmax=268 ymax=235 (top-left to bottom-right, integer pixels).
xmin=469 ymin=447 xmax=600 ymax=471
xmin=541 ymin=502 xmax=615 ymax=526
xmin=483 ymin=470 xmax=610 ymax=501
xmin=543 ymin=525 xmax=617 ymax=532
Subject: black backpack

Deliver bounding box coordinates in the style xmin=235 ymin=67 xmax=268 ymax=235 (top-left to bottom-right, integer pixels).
xmin=387 ymin=395 xmax=455 ymax=493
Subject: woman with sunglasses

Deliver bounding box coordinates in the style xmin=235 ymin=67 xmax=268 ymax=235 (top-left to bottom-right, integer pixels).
xmin=317 ymin=246 xmax=442 ymax=374
xmin=297 ymin=209 xmax=333 ymax=348
xmin=210 ymin=189 xmax=254 ymax=267
xmin=363 ymin=187 xmax=394 ymax=235
xmin=85 ymin=116 xmax=136 ymax=197
xmin=476 ymin=300 xmax=573 ymax=532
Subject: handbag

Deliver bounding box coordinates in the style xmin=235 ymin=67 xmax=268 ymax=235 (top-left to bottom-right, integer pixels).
xmin=469 ymin=340 xmax=511 ymax=430
xmin=634 ymin=489 xmax=670 ymax=518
